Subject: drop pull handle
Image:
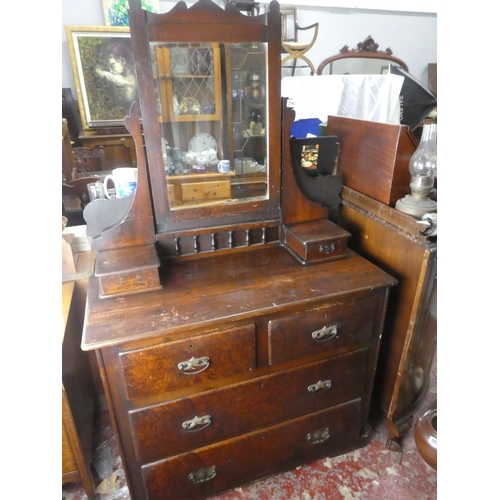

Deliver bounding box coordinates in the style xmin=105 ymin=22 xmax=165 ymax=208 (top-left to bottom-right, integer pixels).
xmin=306 ymin=427 xmax=330 ymax=445
xmin=182 ymin=415 xmax=212 ymax=432
xmin=311 ymin=325 xmax=338 ymax=342
xmin=178 ymin=356 xmax=210 ymax=374
xmin=188 ymin=465 xmax=217 ymax=484
xmin=307 ymin=379 xmax=332 ymax=394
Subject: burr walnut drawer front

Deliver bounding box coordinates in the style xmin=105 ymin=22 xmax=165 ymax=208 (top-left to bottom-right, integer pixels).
xmin=119 ymin=324 xmax=256 ymax=400
xmin=268 ymin=295 xmax=378 ymax=365
xmin=141 ymin=399 xmax=362 ymax=500
xmin=129 ymin=348 xmax=369 ymax=463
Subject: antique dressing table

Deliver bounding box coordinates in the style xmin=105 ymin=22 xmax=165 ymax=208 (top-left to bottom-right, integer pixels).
xmin=81 ymin=1 xmax=396 ymax=499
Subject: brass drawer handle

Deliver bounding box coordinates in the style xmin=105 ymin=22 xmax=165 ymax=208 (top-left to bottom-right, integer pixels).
xmin=188 ymin=465 xmax=217 ymax=484
xmin=319 ymin=242 xmax=336 ymax=254
xmin=311 ymin=325 xmax=338 ymax=342
xmin=177 ymin=356 xmax=210 ymax=374
xmin=306 ymin=427 xmax=330 ymax=445
xmin=308 ymin=379 xmax=332 ymax=393
xmin=182 ymin=415 xmax=212 ymax=431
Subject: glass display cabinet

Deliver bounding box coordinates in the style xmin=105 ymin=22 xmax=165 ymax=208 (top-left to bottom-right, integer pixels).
xmin=81 ymin=2 xmax=397 ymax=500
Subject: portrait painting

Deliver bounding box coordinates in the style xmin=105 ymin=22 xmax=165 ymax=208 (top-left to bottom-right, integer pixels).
xmin=66 ymin=26 xmax=137 ymax=129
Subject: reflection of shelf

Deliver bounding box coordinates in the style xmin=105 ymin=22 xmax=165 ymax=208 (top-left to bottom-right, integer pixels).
xmin=166 ymin=171 xmax=236 ymax=207
xmin=231 ymin=172 xmax=267 ymax=199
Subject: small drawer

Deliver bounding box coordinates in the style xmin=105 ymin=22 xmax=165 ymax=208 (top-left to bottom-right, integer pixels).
xmin=119 ymin=324 xmax=256 ymax=400
xmin=180 ymin=180 xmax=231 ymax=202
xmin=141 ymin=399 xmax=363 ymax=500
xmin=129 ymin=348 xmax=368 ymax=463
xmin=98 ymin=267 xmax=161 ymax=297
xmin=283 ymin=220 xmax=350 ymax=264
xmin=268 ymin=295 xmax=378 ymax=365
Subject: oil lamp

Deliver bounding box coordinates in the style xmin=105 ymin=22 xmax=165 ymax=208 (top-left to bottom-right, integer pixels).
xmin=395 ymin=123 xmax=437 ymax=218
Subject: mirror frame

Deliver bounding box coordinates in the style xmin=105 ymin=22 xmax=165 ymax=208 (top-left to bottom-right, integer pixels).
xmin=128 ymin=0 xmax=282 ymax=234
xmin=317 ymin=35 xmax=408 ymax=75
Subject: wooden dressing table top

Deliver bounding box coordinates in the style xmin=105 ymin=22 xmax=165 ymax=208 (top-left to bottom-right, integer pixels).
xmin=82 ymin=246 xmax=396 ymax=351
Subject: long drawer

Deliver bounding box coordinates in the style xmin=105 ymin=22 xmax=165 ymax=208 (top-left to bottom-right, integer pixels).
xmin=141 ymin=399 xmax=363 ymax=500
xmin=268 ymin=294 xmax=378 ymax=365
xmin=129 ymin=348 xmax=369 ymax=463
xmin=119 ymin=324 xmax=256 ymax=400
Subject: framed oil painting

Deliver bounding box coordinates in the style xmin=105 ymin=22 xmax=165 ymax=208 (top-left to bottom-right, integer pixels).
xmin=66 ymin=26 xmax=136 ymax=130
xmin=101 ymin=0 xmax=160 ymax=26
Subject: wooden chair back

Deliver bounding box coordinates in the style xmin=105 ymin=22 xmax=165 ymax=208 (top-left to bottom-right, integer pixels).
xmin=281 ymin=21 xmax=319 ymax=76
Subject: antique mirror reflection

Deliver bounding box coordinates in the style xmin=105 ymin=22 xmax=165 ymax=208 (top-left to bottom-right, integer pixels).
xmin=150 ymin=41 xmax=269 ymax=210
xmin=317 ymin=35 xmax=408 ymax=76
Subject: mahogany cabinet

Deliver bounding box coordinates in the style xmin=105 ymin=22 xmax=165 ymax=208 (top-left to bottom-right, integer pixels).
xmin=83 ymin=247 xmax=395 ymax=500
xmin=80 ymin=1 xmax=397 ymax=498
xmin=337 ymin=186 xmax=437 ymax=449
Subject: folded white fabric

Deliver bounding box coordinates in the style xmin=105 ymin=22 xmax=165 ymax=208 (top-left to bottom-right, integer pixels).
xmin=281 ymin=74 xmax=404 ymax=125
xmin=281 ymin=75 xmax=344 ymax=122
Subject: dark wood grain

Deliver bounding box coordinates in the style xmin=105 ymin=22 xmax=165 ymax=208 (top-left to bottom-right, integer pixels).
xmin=326 ymin=115 xmax=418 ymax=206
xmin=83 ymin=246 xmax=395 ymax=350
xmin=129 ymin=350 xmax=368 ymax=463
xmin=142 ymin=401 xmax=364 ymax=500
xmin=338 ymin=186 xmax=437 ymax=448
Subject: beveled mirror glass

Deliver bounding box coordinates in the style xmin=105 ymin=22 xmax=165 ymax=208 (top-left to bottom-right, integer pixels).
xmin=150 ymin=41 xmax=269 ymax=210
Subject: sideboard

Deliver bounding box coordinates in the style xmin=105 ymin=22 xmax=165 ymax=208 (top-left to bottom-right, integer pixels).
xmin=338 ymin=186 xmax=437 ymax=449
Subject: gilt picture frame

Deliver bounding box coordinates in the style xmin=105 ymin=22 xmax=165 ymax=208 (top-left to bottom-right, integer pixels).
xmin=65 ymin=26 xmax=136 ymax=130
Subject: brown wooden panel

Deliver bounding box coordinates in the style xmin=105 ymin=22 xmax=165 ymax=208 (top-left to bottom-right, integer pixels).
xmin=268 ymin=295 xmax=378 ymax=365
xmin=142 ymin=400 xmax=363 ymax=500
xmin=62 ymin=421 xmax=77 ymax=476
xmin=326 ymin=115 xmax=417 ymax=206
xmin=120 ymin=324 xmax=256 ymax=400
xmin=129 ymin=349 xmax=368 ymax=462
xmin=338 ymin=186 xmax=437 ymax=438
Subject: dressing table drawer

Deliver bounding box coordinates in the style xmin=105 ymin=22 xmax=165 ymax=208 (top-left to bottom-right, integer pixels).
xmin=141 ymin=399 xmax=363 ymax=500
xmin=119 ymin=324 xmax=256 ymax=400
xmin=268 ymin=295 xmax=378 ymax=365
xmin=129 ymin=348 xmax=368 ymax=463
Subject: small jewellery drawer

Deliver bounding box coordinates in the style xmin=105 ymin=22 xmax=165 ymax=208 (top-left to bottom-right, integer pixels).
xmin=129 ymin=348 xmax=368 ymax=463
xmin=283 ymin=220 xmax=351 ymax=265
xmin=141 ymin=399 xmax=362 ymax=500
xmin=119 ymin=324 xmax=256 ymax=400
xmin=268 ymin=295 xmax=378 ymax=365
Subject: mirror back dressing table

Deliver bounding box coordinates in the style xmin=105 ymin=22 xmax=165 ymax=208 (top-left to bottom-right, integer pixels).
xmin=81 ymin=2 xmax=396 ymax=498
